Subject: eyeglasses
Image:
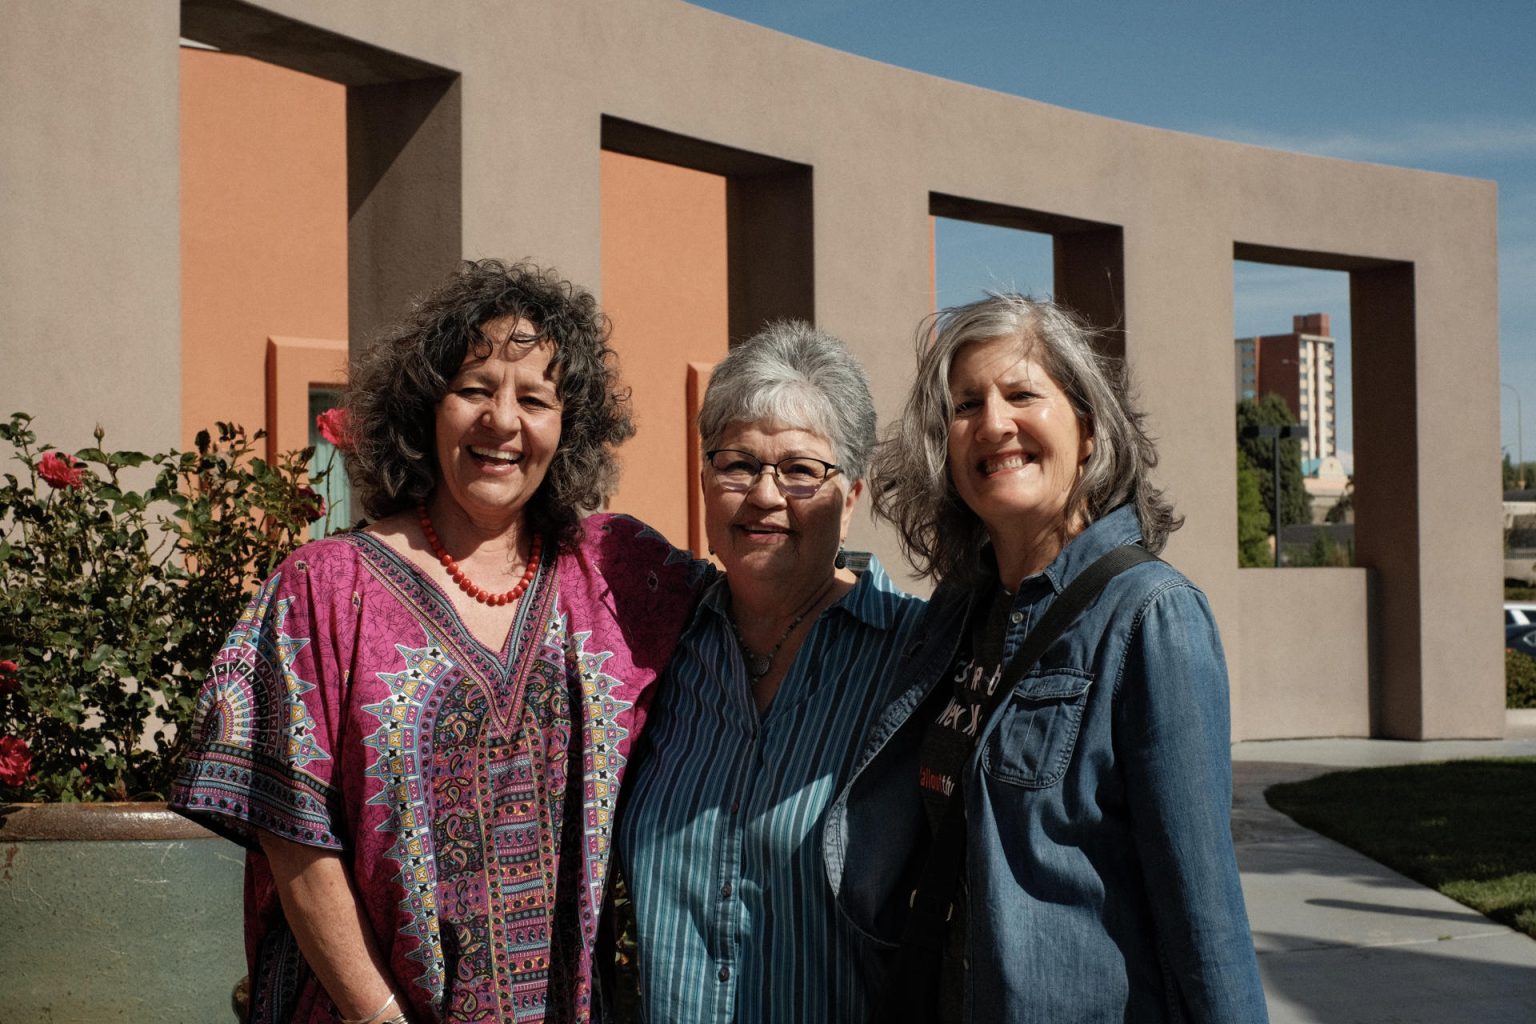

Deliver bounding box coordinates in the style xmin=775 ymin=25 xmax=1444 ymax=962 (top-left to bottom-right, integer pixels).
xmin=705 ymin=449 xmax=843 ymax=499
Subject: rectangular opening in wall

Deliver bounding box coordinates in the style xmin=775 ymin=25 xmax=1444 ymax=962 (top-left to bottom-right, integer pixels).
xmin=934 ymin=217 xmax=1053 ymax=308
xmin=601 ymin=117 xmax=815 ymax=556
xmin=930 ymin=193 xmax=1125 ymax=357
xmin=180 ymin=43 xmax=349 ymax=453
xmin=1233 ymin=258 xmax=1354 ymax=567
xmin=181 ymin=6 xmax=462 ymax=354
xmin=600 ymin=149 xmax=729 ymax=555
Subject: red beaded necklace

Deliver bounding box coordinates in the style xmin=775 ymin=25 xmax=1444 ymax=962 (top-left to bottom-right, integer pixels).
xmin=418 ymin=503 xmax=543 ymax=607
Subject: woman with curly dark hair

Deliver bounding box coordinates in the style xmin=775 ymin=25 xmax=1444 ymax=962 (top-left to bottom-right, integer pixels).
xmin=173 ymin=260 xmax=708 ymax=1024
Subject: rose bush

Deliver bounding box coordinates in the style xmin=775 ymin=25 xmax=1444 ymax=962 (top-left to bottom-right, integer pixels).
xmin=0 ymin=413 xmax=334 ymax=802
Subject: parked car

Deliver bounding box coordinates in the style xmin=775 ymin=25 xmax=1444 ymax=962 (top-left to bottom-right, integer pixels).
xmin=1505 ymin=602 xmax=1536 ymax=626
xmin=1507 ymin=622 xmax=1536 ymax=657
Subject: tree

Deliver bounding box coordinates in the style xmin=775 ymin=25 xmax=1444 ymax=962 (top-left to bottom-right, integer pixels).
xmin=1503 ymin=450 xmax=1534 ymax=492
xmin=1236 ymin=454 xmax=1271 ymax=567
xmin=1236 ymin=395 xmax=1308 ymax=535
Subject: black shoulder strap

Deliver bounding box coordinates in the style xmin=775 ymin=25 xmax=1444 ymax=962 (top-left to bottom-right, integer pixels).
xmin=979 ymin=542 xmax=1157 ymax=729
xmin=873 ymin=543 xmax=1157 ymax=1023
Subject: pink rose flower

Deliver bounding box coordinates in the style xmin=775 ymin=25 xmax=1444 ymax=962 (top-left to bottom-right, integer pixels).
xmin=37 ymin=450 xmax=86 ymax=489
xmin=0 ymin=659 xmax=16 ymax=695
xmin=0 ymin=736 xmax=32 ymax=787
xmin=316 ymin=408 xmax=351 ymax=449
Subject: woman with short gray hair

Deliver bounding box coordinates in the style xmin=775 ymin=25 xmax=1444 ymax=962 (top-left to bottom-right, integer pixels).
xmin=616 ymin=321 xmax=926 ymax=1022
xmin=826 ymin=294 xmax=1269 ymax=1022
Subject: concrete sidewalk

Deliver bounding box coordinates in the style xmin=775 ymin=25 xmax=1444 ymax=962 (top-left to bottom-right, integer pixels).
xmin=1232 ymin=710 xmax=1536 ymax=1024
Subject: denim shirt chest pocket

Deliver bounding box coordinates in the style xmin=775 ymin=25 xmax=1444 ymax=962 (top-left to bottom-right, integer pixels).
xmin=980 ymin=669 xmax=1094 ymax=788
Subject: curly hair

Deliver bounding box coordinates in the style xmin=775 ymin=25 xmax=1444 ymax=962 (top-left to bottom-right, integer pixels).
xmin=343 ymin=258 xmax=633 ymax=548
xmin=870 ymin=294 xmax=1181 ymax=583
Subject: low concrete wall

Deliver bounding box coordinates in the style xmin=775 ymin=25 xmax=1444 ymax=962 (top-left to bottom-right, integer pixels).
xmin=1504 ymin=557 xmax=1536 ymax=585
xmin=1235 ymin=568 xmax=1372 ymax=740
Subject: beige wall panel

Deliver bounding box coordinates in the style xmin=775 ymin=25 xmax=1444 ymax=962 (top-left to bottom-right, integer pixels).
xmin=813 ymin=171 xmax=935 ymax=580
xmin=0 ymin=0 xmax=182 ymax=452
xmin=1118 ymin=227 xmax=1250 ymax=724
xmin=1237 ymin=569 xmax=1372 ymax=739
xmin=1412 ymin=224 xmax=1504 ymax=737
xmin=455 ymin=16 xmax=605 ymax=290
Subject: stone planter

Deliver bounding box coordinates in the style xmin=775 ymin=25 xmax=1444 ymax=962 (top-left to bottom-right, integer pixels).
xmin=0 ymin=802 xmax=245 ymax=1023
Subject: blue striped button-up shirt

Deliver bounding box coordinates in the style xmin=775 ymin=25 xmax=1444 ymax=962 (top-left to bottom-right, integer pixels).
xmin=616 ymin=557 xmax=925 ymax=1023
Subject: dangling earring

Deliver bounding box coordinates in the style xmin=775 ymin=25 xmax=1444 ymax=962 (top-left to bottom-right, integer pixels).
xmin=834 ymin=546 xmax=848 ymax=570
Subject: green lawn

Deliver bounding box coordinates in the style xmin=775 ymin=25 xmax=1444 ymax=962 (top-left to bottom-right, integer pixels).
xmin=1265 ymin=758 xmax=1536 ymax=939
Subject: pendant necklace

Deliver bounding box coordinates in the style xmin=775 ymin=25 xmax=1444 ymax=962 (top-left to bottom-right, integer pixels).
xmin=729 ymin=576 xmax=836 ymax=683
xmin=419 ymin=503 xmax=542 ymax=607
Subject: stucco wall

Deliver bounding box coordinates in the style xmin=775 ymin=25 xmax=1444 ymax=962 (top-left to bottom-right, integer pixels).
xmin=1236 ymin=568 xmax=1373 ymax=739
xmin=0 ymin=2 xmax=181 ymax=453
xmin=2 ymin=0 xmax=1503 ymax=739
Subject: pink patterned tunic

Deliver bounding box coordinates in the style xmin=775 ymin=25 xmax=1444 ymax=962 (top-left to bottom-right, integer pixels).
xmin=171 ymin=514 xmax=706 ymax=1023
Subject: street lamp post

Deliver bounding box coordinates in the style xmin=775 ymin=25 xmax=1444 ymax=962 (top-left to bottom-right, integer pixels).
xmin=1242 ymin=422 xmax=1307 ymax=567
xmin=1503 ymin=382 xmax=1525 ymax=490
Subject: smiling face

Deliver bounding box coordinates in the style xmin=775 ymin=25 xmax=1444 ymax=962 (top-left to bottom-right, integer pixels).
xmin=432 ymin=315 xmax=563 ymax=533
xmin=703 ymin=420 xmax=861 ymax=586
xmin=946 ymin=334 xmax=1093 ymax=566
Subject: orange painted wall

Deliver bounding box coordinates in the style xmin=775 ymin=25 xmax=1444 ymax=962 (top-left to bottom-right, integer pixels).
xmin=600 ymin=151 xmax=729 ymax=554
xmin=179 ymin=48 xmax=348 ymax=451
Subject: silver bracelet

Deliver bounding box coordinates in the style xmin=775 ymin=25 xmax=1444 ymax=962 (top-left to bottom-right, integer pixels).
xmin=340 ymin=994 xmax=399 ymax=1024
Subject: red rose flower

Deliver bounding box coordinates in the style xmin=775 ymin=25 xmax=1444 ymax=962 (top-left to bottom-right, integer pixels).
xmin=298 ymin=486 xmax=327 ymax=524
xmin=0 ymin=736 xmax=32 ymax=787
xmin=316 ymin=408 xmax=351 ymax=449
xmin=0 ymin=659 xmax=16 ymax=695
xmin=37 ymin=450 xmax=86 ymax=489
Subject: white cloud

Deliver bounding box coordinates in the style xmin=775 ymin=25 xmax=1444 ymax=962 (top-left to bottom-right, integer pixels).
xmin=1202 ymin=119 xmax=1536 ymax=166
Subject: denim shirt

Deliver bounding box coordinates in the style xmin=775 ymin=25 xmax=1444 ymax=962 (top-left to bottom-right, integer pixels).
xmin=823 ymin=505 xmax=1269 ymax=1023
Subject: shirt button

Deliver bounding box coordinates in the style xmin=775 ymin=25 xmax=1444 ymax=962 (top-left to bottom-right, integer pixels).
xmin=720 ymin=882 xmax=733 ymax=899
xmin=1009 ymin=611 xmax=1024 ymax=624
xmin=718 ymin=965 xmax=731 ymax=982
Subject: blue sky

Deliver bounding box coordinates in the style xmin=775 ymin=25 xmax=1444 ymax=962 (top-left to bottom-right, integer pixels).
xmin=687 ymin=0 xmax=1535 ymax=463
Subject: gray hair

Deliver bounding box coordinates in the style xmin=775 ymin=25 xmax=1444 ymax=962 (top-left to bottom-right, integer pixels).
xmin=870 ymin=294 xmax=1181 ymax=582
xmin=698 ymin=321 xmax=878 ymax=482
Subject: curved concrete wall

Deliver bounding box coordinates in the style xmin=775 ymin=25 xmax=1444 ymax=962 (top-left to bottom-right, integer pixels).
xmin=0 ymin=0 xmax=1501 ymax=739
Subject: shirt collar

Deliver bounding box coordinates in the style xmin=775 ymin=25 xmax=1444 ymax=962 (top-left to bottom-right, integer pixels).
xmin=699 ymin=553 xmax=899 ymax=630
xmin=974 ymin=504 xmax=1144 ymax=597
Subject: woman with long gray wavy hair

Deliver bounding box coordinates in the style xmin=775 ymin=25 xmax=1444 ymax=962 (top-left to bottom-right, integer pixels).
xmin=824 ymin=295 xmax=1268 ymax=1022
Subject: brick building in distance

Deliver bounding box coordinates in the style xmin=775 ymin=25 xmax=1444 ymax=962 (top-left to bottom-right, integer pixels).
xmin=1236 ymin=312 xmax=1338 ymax=463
